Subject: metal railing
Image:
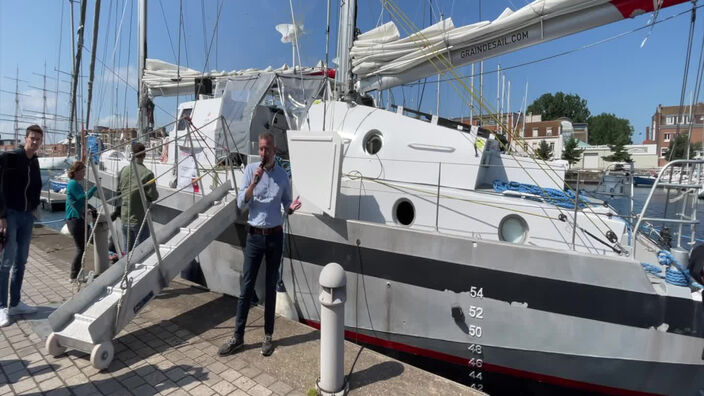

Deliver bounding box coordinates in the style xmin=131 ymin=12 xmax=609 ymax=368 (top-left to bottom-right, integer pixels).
xmin=632 ymin=159 xmax=704 ymax=259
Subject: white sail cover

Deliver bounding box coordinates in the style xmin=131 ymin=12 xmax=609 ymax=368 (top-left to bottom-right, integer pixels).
xmin=143 ymin=58 xmax=325 ymax=98
xmin=354 ymin=0 xmax=688 ymax=92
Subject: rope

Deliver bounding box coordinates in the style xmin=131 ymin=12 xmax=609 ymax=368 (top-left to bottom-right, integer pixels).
xmin=641 ymin=249 xmax=704 ymax=289
xmin=492 ymin=180 xmax=595 ymax=209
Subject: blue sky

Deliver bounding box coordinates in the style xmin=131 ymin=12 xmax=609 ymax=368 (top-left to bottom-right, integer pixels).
xmin=0 ymin=0 xmax=702 ymax=144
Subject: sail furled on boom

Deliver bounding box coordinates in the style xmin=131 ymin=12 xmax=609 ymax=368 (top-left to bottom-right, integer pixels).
xmin=354 ymin=0 xmax=689 ymax=93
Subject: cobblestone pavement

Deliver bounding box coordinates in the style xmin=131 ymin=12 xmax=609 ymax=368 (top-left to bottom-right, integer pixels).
xmin=0 ymin=245 xmax=301 ymax=396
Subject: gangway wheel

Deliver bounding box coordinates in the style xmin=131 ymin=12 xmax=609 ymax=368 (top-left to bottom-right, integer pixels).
xmin=45 ymin=333 xmax=66 ymax=357
xmin=90 ymin=342 xmax=114 ymax=370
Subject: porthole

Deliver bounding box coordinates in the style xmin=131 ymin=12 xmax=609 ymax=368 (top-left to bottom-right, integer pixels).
xmin=363 ymin=130 xmax=383 ymax=155
xmin=498 ymin=215 xmax=528 ymax=244
xmin=393 ymin=199 xmax=415 ymax=226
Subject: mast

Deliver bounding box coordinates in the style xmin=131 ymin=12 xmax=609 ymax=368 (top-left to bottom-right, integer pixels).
xmin=85 ymin=0 xmax=101 ymax=132
xmin=69 ymin=0 xmax=87 ymax=159
xmin=138 ymin=0 xmax=148 ymax=138
xmin=336 ymin=0 xmax=357 ymax=97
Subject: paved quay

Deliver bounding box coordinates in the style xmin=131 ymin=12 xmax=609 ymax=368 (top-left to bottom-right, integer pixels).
xmin=0 ymin=227 xmax=479 ymax=396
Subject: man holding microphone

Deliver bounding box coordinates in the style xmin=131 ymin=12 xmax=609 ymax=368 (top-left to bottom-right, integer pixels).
xmin=219 ymin=132 xmax=301 ymax=357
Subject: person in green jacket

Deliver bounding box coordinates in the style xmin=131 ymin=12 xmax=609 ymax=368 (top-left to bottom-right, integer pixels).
xmin=118 ymin=143 xmax=159 ymax=252
xmin=65 ymin=161 xmax=97 ymax=280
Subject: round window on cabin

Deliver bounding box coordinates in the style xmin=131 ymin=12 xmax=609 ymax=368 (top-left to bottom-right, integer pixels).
xmin=393 ymin=198 xmax=415 ymax=226
xmin=498 ymin=215 xmax=529 ymax=244
xmin=363 ymin=130 xmax=383 ymax=155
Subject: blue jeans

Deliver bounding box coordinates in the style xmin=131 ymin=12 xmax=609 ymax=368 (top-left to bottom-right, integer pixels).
xmin=121 ymin=223 xmax=149 ymax=252
xmin=234 ymin=229 xmax=283 ymax=339
xmin=0 ymin=209 xmax=34 ymax=309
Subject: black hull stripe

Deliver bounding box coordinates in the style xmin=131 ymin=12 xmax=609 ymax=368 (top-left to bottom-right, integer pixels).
xmin=284 ymin=232 xmax=704 ymax=338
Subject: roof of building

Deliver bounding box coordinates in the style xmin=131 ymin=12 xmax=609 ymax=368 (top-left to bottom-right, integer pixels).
xmin=658 ymin=102 xmax=704 ymax=114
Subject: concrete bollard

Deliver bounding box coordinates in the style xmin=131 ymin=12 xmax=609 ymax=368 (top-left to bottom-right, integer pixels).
xmin=317 ymin=263 xmax=349 ymax=396
xmin=92 ymin=213 xmax=112 ymax=276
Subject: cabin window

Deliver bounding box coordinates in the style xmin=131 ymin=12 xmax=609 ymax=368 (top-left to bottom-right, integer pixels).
xmin=499 ymin=215 xmax=528 ymax=244
xmin=363 ymin=130 xmax=383 ymax=155
xmin=393 ymin=199 xmax=415 ymax=226
xmin=177 ymin=108 xmax=193 ymax=131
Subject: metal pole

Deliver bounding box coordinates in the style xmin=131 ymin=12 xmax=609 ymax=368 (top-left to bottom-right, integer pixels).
xmin=435 ymin=163 xmax=442 ymax=232
xmin=323 ymin=0 xmax=331 ymax=128
xmin=571 ymin=171 xmax=580 ymax=250
xmin=469 ymin=63 xmax=474 ymax=125
xmin=185 ymin=124 xmax=205 ymax=195
xmin=219 ymin=117 xmax=238 ymax=196
xmin=479 ymin=61 xmax=484 ymax=124
xmin=317 ymin=263 xmax=348 ymax=396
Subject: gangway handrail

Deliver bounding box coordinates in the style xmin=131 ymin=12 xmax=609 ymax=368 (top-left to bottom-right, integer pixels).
xmin=632 ymin=159 xmax=704 ymax=259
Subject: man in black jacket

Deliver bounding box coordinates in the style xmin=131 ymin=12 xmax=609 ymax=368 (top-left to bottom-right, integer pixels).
xmin=0 ymin=125 xmax=43 ymax=327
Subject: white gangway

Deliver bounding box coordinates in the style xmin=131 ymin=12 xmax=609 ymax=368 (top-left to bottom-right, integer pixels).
xmin=45 ymin=181 xmax=238 ymax=369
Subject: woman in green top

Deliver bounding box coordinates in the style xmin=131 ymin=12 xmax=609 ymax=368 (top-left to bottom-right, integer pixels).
xmin=65 ymin=161 xmax=97 ymax=280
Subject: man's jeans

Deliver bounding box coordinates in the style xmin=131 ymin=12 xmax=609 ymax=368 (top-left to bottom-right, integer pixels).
xmin=121 ymin=223 xmax=149 ymax=252
xmin=0 ymin=209 xmax=34 ymax=309
xmin=234 ymin=229 xmax=283 ymax=339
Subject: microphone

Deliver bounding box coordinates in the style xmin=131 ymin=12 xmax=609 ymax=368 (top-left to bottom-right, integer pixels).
xmin=253 ymin=158 xmax=265 ymax=184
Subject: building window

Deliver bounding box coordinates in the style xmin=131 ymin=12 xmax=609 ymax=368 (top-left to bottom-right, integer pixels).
xmin=660 ymin=147 xmax=667 ymax=157
xmin=549 ymin=142 xmax=555 ymax=151
xmin=546 ymin=127 xmax=553 ymax=136
xmin=664 ymin=133 xmax=671 ymax=142
xmin=523 ymin=143 xmax=528 ymax=151
xmin=532 ymin=128 xmax=538 ymax=137
xmin=665 ymin=116 xmax=675 ymax=125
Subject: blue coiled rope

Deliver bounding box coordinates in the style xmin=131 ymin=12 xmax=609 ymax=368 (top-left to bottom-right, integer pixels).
xmin=641 ymin=250 xmax=704 ymax=289
xmin=492 ymin=180 xmax=594 ymax=209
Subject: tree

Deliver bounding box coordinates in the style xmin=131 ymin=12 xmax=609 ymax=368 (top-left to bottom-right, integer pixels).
xmin=535 ymin=140 xmax=553 ymax=160
xmin=664 ymin=133 xmax=703 ymax=160
xmin=561 ymin=138 xmax=584 ymax=168
xmin=526 ymin=92 xmax=590 ymax=122
xmin=587 ymin=113 xmax=633 ymax=146
xmin=603 ymin=141 xmax=632 ymax=163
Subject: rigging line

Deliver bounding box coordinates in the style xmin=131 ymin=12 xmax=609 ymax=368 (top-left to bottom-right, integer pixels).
xmin=684 ymin=13 xmax=704 ymax=157
xmin=401 ymin=4 xmax=704 ymax=87
xmin=383 ymin=2 xmax=620 ymax=239
xmin=668 ymin=2 xmax=697 ymax=162
xmin=179 ymin=0 xmax=190 ymax=68
xmin=188 ymin=0 xmax=225 ymax=118
xmin=385 ymin=1 xmax=616 ymax=225
xmin=157 ymin=0 xmax=177 ymax=59
xmin=95 ymin=0 xmax=115 ymax=128
xmin=54 ymin=0 xmax=65 ymax=144
xmin=80 ymin=43 xmax=179 ymax=123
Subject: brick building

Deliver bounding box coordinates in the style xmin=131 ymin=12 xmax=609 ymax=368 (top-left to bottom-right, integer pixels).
xmin=650 ymin=103 xmax=704 ymax=166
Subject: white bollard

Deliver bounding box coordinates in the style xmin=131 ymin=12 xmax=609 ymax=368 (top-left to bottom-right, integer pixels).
xmin=317 ymin=263 xmax=349 ymax=396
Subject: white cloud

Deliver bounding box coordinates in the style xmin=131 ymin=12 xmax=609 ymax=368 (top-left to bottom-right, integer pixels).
xmin=95 ymin=113 xmax=137 ymax=129
xmin=20 ymin=88 xmax=58 ymax=113
xmin=100 ymin=64 xmax=139 ymax=90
